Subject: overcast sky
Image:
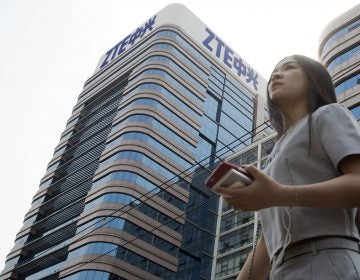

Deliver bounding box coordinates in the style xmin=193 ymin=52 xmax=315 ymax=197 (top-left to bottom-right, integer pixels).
xmin=0 ymin=0 xmax=358 ymax=267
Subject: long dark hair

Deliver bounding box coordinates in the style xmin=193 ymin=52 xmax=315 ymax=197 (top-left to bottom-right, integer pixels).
xmin=267 ymin=55 xmax=337 ymax=148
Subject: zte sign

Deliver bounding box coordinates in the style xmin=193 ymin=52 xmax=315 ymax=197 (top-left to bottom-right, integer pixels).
xmin=99 ymin=16 xmax=157 ymax=69
xmin=202 ymin=28 xmax=258 ymax=90
xmin=96 ymin=4 xmax=262 ymax=92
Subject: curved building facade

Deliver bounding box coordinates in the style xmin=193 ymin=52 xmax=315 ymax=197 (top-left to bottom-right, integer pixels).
xmin=0 ymin=4 xmax=268 ymax=280
xmin=319 ymin=4 xmax=360 ymax=118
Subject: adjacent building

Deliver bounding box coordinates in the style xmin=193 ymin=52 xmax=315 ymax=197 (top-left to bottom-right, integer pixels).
xmin=0 ymin=4 xmax=268 ymax=280
xmin=211 ymin=134 xmax=275 ymax=280
xmin=319 ymin=4 xmax=360 ymax=118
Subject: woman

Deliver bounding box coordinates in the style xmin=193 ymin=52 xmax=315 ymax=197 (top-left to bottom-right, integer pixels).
xmin=214 ymin=55 xmax=360 ymax=279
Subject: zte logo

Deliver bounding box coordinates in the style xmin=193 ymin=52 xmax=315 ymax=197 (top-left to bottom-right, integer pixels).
xmin=100 ymin=15 xmax=157 ymax=69
xmin=202 ymin=27 xmax=258 ymax=90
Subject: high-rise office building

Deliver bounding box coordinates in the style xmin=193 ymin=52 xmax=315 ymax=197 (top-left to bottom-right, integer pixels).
xmin=319 ymin=4 xmax=360 ymax=118
xmin=0 ymin=4 xmax=268 ymax=280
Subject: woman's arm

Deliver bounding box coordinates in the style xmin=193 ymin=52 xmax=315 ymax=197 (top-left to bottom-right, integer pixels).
xmin=237 ymin=234 xmax=271 ymax=280
xmin=214 ymin=155 xmax=360 ymax=211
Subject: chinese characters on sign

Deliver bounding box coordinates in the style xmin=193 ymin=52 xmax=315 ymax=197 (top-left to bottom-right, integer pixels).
xmin=202 ymin=27 xmax=259 ymax=91
xmin=100 ymin=15 xmax=157 ymax=69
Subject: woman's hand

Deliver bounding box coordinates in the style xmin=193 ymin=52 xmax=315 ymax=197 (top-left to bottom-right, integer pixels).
xmin=213 ymin=165 xmax=286 ymax=211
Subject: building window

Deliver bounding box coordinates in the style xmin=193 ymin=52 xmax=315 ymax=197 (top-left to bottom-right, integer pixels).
xmin=327 ymin=43 xmax=360 ymax=71
xmin=322 ymin=18 xmax=360 ymax=53
xmin=335 ymin=72 xmax=360 ymax=95
xmin=350 ymin=104 xmax=360 ymax=121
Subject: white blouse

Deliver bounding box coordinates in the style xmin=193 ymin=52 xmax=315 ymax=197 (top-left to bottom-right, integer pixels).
xmin=259 ymin=103 xmax=360 ymax=261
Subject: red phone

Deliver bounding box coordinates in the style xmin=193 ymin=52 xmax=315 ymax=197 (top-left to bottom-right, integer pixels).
xmin=205 ymin=162 xmax=254 ymax=189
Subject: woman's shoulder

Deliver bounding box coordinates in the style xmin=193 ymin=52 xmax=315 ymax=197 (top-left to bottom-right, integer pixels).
xmin=313 ymin=103 xmax=346 ymax=115
xmin=312 ymin=103 xmax=359 ymax=138
xmin=313 ymin=103 xmax=351 ymax=122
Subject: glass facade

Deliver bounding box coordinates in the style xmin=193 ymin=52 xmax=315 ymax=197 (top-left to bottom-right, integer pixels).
xmin=1 ymin=6 xmax=267 ymax=280
xmin=4 ymin=79 xmax=128 ymax=279
xmin=335 ymin=72 xmax=360 ymax=95
xmin=327 ymin=43 xmax=360 ymax=71
xmin=322 ymin=18 xmax=360 ymax=54
xmin=63 ymin=270 xmax=126 ymax=280
xmin=66 ymin=242 xmax=174 ymax=278
xmin=350 ymin=104 xmax=360 ymax=120
xmin=319 ymin=4 xmax=360 ymax=170
xmin=319 ymin=5 xmax=360 ymax=109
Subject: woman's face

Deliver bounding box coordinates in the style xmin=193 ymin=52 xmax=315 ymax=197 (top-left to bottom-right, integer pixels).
xmin=268 ymin=57 xmax=310 ymax=107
